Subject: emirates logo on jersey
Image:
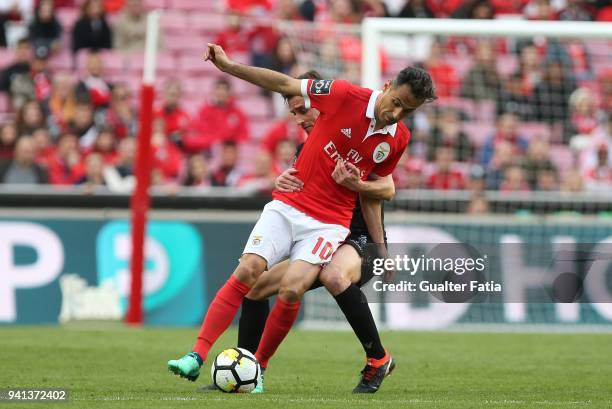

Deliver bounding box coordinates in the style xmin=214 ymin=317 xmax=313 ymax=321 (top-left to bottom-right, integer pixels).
xmin=373 ymin=142 xmax=391 ymax=163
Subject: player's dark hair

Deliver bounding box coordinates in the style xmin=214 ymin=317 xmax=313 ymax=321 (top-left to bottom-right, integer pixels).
xmin=281 ymin=70 xmax=323 ymax=101
xmin=394 ymin=67 xmax=437 ymax=103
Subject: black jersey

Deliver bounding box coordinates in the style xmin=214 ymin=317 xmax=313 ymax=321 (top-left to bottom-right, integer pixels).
xmin=294 ymin=143 xmax=386 ymax=241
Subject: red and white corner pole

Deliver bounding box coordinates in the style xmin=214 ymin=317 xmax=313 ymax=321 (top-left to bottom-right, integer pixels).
xmin=126 ymin=10 xmax=161 ymax=325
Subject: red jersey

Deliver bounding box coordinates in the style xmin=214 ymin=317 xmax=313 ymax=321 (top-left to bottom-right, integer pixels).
xmin=273 ymin=79 xmax=410 ymax=228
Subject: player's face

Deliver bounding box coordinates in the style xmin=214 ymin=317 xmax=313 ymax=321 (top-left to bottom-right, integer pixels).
xmin=287 ymin=96 xmax=319 ymax=134
xmin=375 ymin=82 xmax=422 ymax=127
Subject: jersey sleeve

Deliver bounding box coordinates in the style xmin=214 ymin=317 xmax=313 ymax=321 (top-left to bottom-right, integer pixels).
xmin=300 ymin=79 xmax=350 ymax=115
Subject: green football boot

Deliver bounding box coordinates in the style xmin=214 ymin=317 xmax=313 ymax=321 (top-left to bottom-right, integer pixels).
xmin=250 ymin=368 xmax=266 ymax=394
xmin=167 ymin=352 xmax=202 ymax=382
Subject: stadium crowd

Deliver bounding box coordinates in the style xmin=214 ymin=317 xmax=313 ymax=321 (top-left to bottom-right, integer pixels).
xmin=0 ymin=0 xmax=611 ymax=204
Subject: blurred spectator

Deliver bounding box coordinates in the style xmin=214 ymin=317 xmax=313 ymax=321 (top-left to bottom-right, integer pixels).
xmin=47 ymin=132 xmax=83 ymax=185
xmin=0 ymin=0 xmax=34 ymax=25
xmin=568 ymin=87 xmax=602 ymax=137
xmin=496 ymin=73 xmax=536 ymax=120
xmin=237 ymin=150 xmax=275 ymax=192
xmin=561 ymin=168 xmax=584 ymax=192
xmin=484 ymin=140 xmax=517 ymax=190
xmin=466 ymin=164 xmax=486 ymax=191
xmin=103 ymin=136 xmax=135 ymax=192
xmin=261 ymin=116 xmax=306 ymax=156
xmin=16 ymin=100 xmax=45 ymax=136
xmin=104 ymin=0 xmax=125 ymax=14
xmin=0 ymin=15 xmax=6 ymax=47
xmin=466 ymin=193 xmax=490 ymax=214
xmin=516 ymin=44 xmax=542 ymax=96
xmin=423 ymin=41 xmax=460 ymax=98
xmin=29 ymin=0 xmax=63 ymax=55
xmin=534 ymin=59 xmax=576 ymax=133
xmin=520 ymin=137 xmax=558 ymax=189
xmin=277 ymin=0 xmax=304 ymax=20
xmin=72 ymin=0 xmax=113 ymax=54
xmin=427 ymin=108 xmax=473 ymax=162
xmin=211 ymin=140 xmax=242 ymax=187
xmin=151 ymin=119 xmax=182 ymax=180
xmin=155 ymin=78 xmax=190 ymax=146
xmin=86 ymin=126 xmax=117 ymax=164
xmin=558 ymin=0 xmax=595 ymax=21
xmin=361 ymin=0 xmax=389 ymax=18
xmin=31 ymin=46 xmax=52 ymax=102
xmin=114 ymin=0 xmax=162 ymax=52
xmin=461 ymin=40 xmax=501 ymax=101
xmin=451 ymin=0 xmax=494 ymax=19
xmin=0 ymin=121 xmax=18 ymax=159
xmin=480 ymin=113 xmax=528 ymax=167
xmin=75 ymin=51 xmax=112 ymax=108
xmin=214 ymin=12 xmax=249 ymax=54
xmin=273 ymin=139 xmax=297 ymax=173
xmin=312 ymin=38 xmax=345 ymax=80
xmin=583 ymin=143 xmax=612 ymax=192
xmin=500 ymin=165 xmax=529 ymax=192
xmin=271 ymin=37 xmax=298 ymax=75
xmin=187 ymin=78 xmax=250 ymax=153
xmin=0 ymin=38 xmax=33 ymax=109
xmin=535 ymin=168 xmax=559 ymax=190
xmin=0 ymin=136 xmax=48 ymax=184
xmin=32 ymin=126 xmax=53 ymax=166
xmin=524 ymin=0 xmax=557 ymax=20
xmin=327 ymin=0 xmax=361 ymax=23
xmin=77 ymin=152 xmax=106 ymax=188
xmin=103 ymin=82 xmax=136 ymax=139
xmin=397 ymin=0 xmax=434 ymax=18
xmin=70 ymin=102 xmax=98 ymax=148
xmin=597 ymin=4 xmax=612 ymax=21
xmin=600 ymin=70 xmax=612 ymax=112
xmin=46 ymin=72 xmax=77 ymax=136
xmin=426 ymin=147 xmax=466 ymax=190
xmin=183 ymin=154 xmax=211 ymax=187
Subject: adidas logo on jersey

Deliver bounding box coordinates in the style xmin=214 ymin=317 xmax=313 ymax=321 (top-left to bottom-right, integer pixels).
xmin=341 ymin=128 xmax=352 ymax=138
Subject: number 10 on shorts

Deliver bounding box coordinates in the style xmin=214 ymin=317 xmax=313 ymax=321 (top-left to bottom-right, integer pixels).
xmin=312 ymin=237 xmax=334 ymax=260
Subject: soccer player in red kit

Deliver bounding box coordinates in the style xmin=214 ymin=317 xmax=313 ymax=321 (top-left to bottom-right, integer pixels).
xmin=168 ymin=43 xmax=436 ymax=390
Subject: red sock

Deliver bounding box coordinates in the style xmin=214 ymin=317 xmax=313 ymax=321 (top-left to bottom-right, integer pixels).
xmin=255 ymin=298 xmax=300 ymax=368
xmin=193 ymin=275 xmax=251 ymax=361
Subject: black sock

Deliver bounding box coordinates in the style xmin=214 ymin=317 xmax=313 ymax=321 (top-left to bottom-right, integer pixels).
xmin=334 ymin=284 xmax=386 ymax=360
xmin=237 ymin=297 xmax=270 ymax=354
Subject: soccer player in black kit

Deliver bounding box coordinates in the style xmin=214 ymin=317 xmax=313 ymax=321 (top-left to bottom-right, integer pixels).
xmin=201 ymin=71 xmax=396 ymax=394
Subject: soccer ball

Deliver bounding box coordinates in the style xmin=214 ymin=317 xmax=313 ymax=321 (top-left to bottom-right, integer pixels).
xmin=211 ymin=348 xmax=261 ymax=393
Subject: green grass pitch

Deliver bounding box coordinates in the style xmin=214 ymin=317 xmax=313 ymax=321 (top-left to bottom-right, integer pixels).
xmin=1 ymin=325 xmax=611 ymax=408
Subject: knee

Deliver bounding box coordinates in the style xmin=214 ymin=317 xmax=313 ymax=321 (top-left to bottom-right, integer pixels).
xmin=277 ymin=285 xmax=302 ymax=303
xmin=320 ymin=264 xmax=351 ymax=296
xmin=234 ymin=257 xmax=266 ymax=286
xmin=246 ymin=281 xmax=268 ymax=301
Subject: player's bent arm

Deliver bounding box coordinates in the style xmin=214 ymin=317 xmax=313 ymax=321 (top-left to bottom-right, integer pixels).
xmin=359 ymin=195 xmax=385 ymax=244
xmin=358 ymin=174 xmax=395 ymax=201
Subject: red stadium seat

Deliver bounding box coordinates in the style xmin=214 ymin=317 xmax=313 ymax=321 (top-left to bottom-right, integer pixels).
xmin=248 ymin=119 xmax=276 ymax=140
xmin=189 ymin=13 xmax=228 ymax=34
xmin=169 ymin=0 xmax=218 ymax=12
xmin=178 ymin=55 xmax=217 ymax=74
xmin=0 ymin=48 xmax=15 ymax=65
xmin=144 ymin=0 xmax=167 ymax=8
xmin=161 ymin=11 xmax=189 ymax=34
xmin=549 ymin=145 xmax=574 ymax=172
xmin=436 ymin=97 xmax=476 ymax=119
xmin=76 ymin=50 xmax=126 ymax=74
xmin=127 ymin=52 xmax=176 ymax=75
xmin=164 ymin=34 xmax=209 ymax=53
xmin=48 ymin=51 xmax=74 ymax=71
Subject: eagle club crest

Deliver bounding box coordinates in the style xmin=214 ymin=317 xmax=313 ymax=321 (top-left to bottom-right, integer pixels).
xmin=310 ymin=80 xmax=333 ymax=95
xmin=252 ymin=235 xmax=262 ymax=246
xmin=373 ymin=142 xmax=391 ymax=163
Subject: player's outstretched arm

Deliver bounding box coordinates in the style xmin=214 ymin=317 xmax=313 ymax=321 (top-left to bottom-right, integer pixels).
xmin=204 ymin=43 xmax=301 ymax=97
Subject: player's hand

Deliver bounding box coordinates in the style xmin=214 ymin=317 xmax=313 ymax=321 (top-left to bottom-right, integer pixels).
xmin=332 ymin=160 xmax=362 ymax=191
xmin=275 ymin=168 xmax=304 ymax=192
xmin=204 ymin=43 xmax=233 ymax=72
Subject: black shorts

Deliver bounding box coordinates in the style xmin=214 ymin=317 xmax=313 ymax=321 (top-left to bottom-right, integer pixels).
xmin=308 ymin=232 xmax=380 ymax=291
